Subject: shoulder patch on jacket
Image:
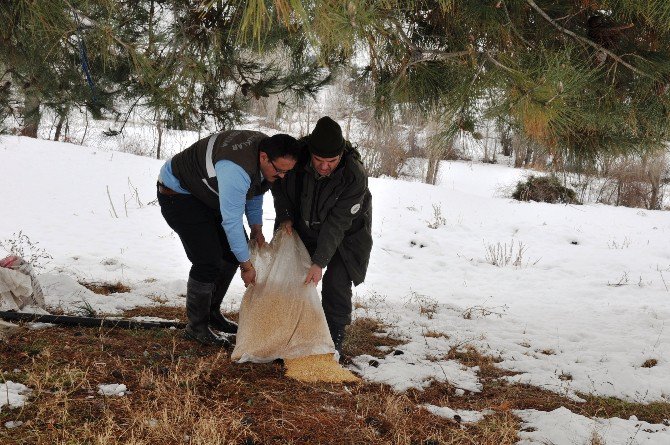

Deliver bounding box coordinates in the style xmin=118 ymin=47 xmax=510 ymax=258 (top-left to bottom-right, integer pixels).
xmin=351 ymin=203 xmax=361 ymax=214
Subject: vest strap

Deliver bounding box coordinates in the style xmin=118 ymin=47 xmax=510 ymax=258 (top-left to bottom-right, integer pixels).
xmin=204 ymin=133 xmax=221 ymax=178
xmin=202 ymin=178 xmax=219 ymax=196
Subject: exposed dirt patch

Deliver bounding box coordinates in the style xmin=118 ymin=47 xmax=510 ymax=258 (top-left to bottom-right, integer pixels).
xmin=122 ymin=306 xmax=185 ymax=321
xmin=79 ymin=281 xmax=131 ymax=295
xmin=343 ymin=317 xmax=406 ymax=358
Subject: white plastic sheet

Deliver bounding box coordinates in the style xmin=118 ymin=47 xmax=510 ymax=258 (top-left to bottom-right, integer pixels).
xmin=0 ymin=255 xmax=45 ymax=311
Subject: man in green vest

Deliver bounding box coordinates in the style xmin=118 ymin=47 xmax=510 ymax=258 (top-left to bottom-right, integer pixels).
xmin=158 ymin=130 xmax=301 ymax=346
xmin=272 ymin=117 xmax=373 ymax=355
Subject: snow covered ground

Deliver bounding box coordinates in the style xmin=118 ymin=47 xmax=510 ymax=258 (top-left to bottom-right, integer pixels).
xmin=1 ymin=134 xmax=669 ymax=443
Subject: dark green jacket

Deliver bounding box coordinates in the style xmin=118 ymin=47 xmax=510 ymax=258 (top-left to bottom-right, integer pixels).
xmin=272 ymin=143 xmax=372 ymax=285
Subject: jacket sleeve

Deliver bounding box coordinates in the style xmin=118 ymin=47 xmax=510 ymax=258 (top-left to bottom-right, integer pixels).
xmin=271 ymin=176 xmax=295 ymax=224
xmin=215 ymin=160 xmax=252 ymax=263
xmin=312 ymin=174 xmax=367 ymax=268
xmin=245 ymin=194 xmax=263 ymax=227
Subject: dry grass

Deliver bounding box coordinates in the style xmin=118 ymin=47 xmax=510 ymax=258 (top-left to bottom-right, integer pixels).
xmin=576 ymin=394 xmax=670 ymax=424
xmin=79 ymin=281 xmax=132 ymax=295
xmin=424 ymin=330 xmax=449 ymax=339
xmin=122 ymin=306 xmax=186 ymax=321
xmin=642 ymin=358 xmax=658 ymax=368
xmin=446 ymin=346 xmax=508 ymax=380
xmin=589 ymin=431 xmax=606 ymax=445
xmin=343 ymin=317 xmax=405 ymax=358
xmin=2 ymin=310 xmax=669 ymax=444
xmin=484 ymin=241 xmax=528 ymax=268
xmin=122 ymin=306 xmax=238 ymax=323
xmin=410 ymin=344 xmax=670 ymax=425
xmin=0 ymin=323 xmax=518 ymax=445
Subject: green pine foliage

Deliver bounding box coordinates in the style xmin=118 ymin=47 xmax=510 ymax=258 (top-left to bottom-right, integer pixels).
xmin=0 ymin=1 xmax=331 ymax=135
xmin=1 ymin=0 xmax=669 ymax=163
xmin=230 ymin=0 xmax=670 ymax=161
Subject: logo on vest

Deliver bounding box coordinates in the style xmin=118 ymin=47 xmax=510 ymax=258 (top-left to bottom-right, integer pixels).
xmin=350 ymin=203 xmax=361 ymax=214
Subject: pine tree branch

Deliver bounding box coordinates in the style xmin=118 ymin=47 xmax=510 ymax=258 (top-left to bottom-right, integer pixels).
xmin=389 ymin=18 xmax=470 ymax=68
xmin=407 ymin=50 xmax=471 ymax=68
xmin=365 ymin=34 xmax=380 ymax=81
xmin=500 ymin=1 xmax=532 ymax=48
xmin=525 ymin=0 xmax=654 ymax=80
xmin=484 ymin=52 xmax=522 ymax=76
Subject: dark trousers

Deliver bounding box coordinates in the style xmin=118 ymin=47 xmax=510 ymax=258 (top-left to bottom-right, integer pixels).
xmin=157 ymin=190 xmax=239 ymax=284
xmin=303 ymin=239 xmax=353 ymax=328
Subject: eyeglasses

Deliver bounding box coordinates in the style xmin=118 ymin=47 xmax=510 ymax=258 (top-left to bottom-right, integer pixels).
xmin=270 ymin=159 xmax=290 ymax=175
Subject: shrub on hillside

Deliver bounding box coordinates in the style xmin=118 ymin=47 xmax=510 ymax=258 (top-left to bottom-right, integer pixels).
xmin=512 ymin=175 xmax=580 ymax=204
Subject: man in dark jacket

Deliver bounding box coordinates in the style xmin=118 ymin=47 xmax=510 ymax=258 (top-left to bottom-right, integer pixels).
xmin=272 ymin=116 xmax=373 ymax=353
xmin=158 ymin=130 xmax=301 ymax=346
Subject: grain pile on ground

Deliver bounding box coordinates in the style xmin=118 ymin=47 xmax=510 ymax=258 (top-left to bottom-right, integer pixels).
xmin=284 ymin=353 xmax=360 ymax=383
xmin=231 ymin=231 xmax=337 ymax=364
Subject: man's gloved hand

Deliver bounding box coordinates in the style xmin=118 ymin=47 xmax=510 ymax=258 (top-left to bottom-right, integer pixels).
xmin=250 ymin=224 xmax=265 ymax=247
xmin=240 ymin=261 xmax=256 ymax=287
xmin=304 ymin=264 xmax=323 ymax=285
xmin=280 ymin=220 xmax=293 ymax=235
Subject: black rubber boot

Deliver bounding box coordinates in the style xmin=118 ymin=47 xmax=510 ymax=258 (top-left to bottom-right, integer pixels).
xmin=184 ymin=277 xmax=230 ymax=347
xmin=209 ymin=263 xmax=238 ymax=334
xmin=327 ymin=321 xmax=347 ymax=356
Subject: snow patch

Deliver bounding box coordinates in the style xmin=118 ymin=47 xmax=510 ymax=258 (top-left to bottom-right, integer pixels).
xmin=98 ymin=383 xmax=127 ymax=396
xmin=516 ymin=407 xmax=670 ymax=445
xmin=0 ymin=381 xmax=31 ymax=412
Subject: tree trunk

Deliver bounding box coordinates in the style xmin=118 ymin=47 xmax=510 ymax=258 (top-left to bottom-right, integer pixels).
xmin=524 ymin=145 xmax=533 ymax=167
xmin=156 ymin=116 xmax=163 ymax=159
xmin=345 ymin=107 xmax=354 ymax=141
xmin=647 ymin=154 xmax=665 ymax=210
xmin=53 ymin=109 xmax=68 ymax=141
xmin=425 ymin=140 xmax=448 ymax=185
xmin=266 ymin=95 xmax=279 ymax=128
xmin=501 ymin=132 xmax=513 ymax=157
xmin=79 ymin=111 xmax=88 ymax=145
xmin=425 ymin=154 xmax=438 ymax=185
xmin=513 ymin=135 xmax=525 ymax=168
xmin=20 ymin=91 xmax=41 ymax=138
xmin=482 ymin=123 xmax=490 ymax=162
xmin=498 ymin=119 xmax=513 ymax=157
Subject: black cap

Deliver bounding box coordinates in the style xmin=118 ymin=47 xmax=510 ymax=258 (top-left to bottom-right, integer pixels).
xmin=306 ymin=116 xmax=345 ymax=158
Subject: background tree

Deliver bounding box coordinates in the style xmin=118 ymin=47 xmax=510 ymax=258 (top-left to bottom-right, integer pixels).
xmin=0 ymin=1 xmax=331 ymax=138
xmin=229 ymin=0 xmax=670 ymax=163
xmin=0 ymin=1 xmax=147 ymax=138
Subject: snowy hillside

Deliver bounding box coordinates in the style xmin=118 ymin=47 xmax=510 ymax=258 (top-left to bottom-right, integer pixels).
xmin=1 ymin=135 xmax=669 ymax=443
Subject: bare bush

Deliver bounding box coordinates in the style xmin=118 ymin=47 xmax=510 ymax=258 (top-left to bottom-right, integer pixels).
xmin=512 ymin=175 xmax=580 ymax=204
xmin=605 ymin=154 xmax=669 ymax=210
xmin=117 ymin=134 xmax=154 ymax=157
xmin=567 ymin=152 xmax=670 ymax=210
xmin=462 ymin=304 xmax=508 ymax=319
xmin=607 ymin=237 xmax=631 ymax=249
xmin=247 ymin=94 xmax=282 ymax=129
xmin=404 ymin=292 xmax=439 ymax=319
xmin=512 ymin=134 xmax=550 ymax=169
xmin=427 ymin=204 xmax=447 ymax=229
xmin=0 ymin=231 xmax=53 ymax=270
xmin=360 ymin=121 xmax=408 ymax=178
xmin=484 ymin=240 xmax=532 ymax=267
